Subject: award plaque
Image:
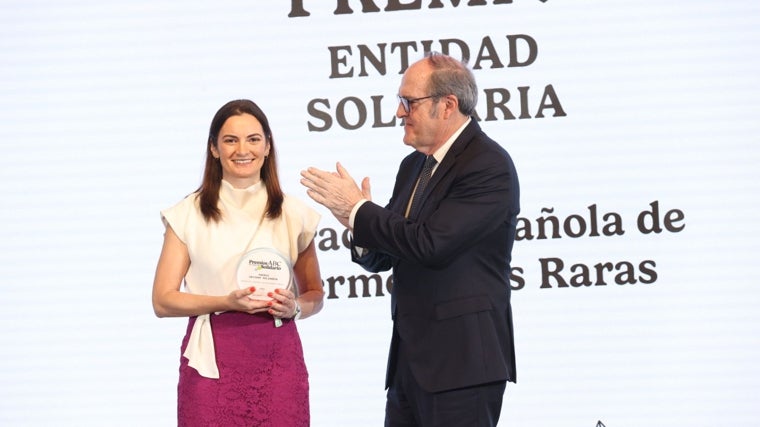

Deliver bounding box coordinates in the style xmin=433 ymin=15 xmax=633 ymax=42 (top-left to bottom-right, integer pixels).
xmin=236 ymin=248 xmax=293 ymax=301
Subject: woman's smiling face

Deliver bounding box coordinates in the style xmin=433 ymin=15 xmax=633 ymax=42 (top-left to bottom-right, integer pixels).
xmin=210 ymin=113 xmax=271 ymax=188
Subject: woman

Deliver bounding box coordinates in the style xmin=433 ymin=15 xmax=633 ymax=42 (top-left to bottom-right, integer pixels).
xmin=152 ymin=99 xmax=324 ymax=426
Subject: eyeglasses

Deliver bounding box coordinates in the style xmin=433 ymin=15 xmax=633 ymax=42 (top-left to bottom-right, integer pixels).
xmin=397 ymin=95 xmax=436 ymax=114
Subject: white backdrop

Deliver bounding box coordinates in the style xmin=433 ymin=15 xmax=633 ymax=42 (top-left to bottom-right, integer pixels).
xmin=1 ymin=1 xmax=759 ymax=426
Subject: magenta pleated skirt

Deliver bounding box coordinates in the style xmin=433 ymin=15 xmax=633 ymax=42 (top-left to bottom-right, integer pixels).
xmin=177 ymin=312 xmax=310 ymax=427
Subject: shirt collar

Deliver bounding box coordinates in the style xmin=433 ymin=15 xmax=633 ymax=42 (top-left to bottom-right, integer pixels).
xmin=430 ymin=117 xmax=471 ymax=164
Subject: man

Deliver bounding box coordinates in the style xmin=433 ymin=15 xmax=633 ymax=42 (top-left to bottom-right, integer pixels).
xmin=301 ymin=52 xmax=519 ymax=427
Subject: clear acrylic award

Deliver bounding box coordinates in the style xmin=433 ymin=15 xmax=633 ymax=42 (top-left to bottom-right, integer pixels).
xmin=236 ymin=248 xmax=293 ymax=301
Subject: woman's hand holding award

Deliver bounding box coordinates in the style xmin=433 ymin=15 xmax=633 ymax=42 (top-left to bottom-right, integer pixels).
xmin=236 ymin=248 xmax=294 ymax=327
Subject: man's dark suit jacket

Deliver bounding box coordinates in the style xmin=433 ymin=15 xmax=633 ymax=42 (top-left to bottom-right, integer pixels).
xmin=351 ymin=119 xmax=519 ymax=393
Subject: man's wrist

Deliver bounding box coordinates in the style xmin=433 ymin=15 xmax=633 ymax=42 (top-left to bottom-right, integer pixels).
xmin=349 ymin=199 xmax=368 ymax=229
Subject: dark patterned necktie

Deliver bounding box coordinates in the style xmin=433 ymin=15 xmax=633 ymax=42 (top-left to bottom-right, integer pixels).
xmin=408 ymin=155 xmax=437 ymax=219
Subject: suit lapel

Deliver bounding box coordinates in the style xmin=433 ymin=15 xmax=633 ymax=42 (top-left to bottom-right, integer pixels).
xmin=391 ymin=153 xmax=426 ymax=215
xmin=390 ymin=119 xmax=481 ymax=216
xmin=414 ymin=120 xmax=480 ymax=211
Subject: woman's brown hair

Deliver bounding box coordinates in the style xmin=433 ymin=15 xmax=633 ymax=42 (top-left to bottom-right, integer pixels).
xmin=196 ymin=99 xmax=284 ymax=222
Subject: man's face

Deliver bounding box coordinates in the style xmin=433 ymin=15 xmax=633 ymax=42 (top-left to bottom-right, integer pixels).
xmin=396 ymin=61 xmax=445 ymax=155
